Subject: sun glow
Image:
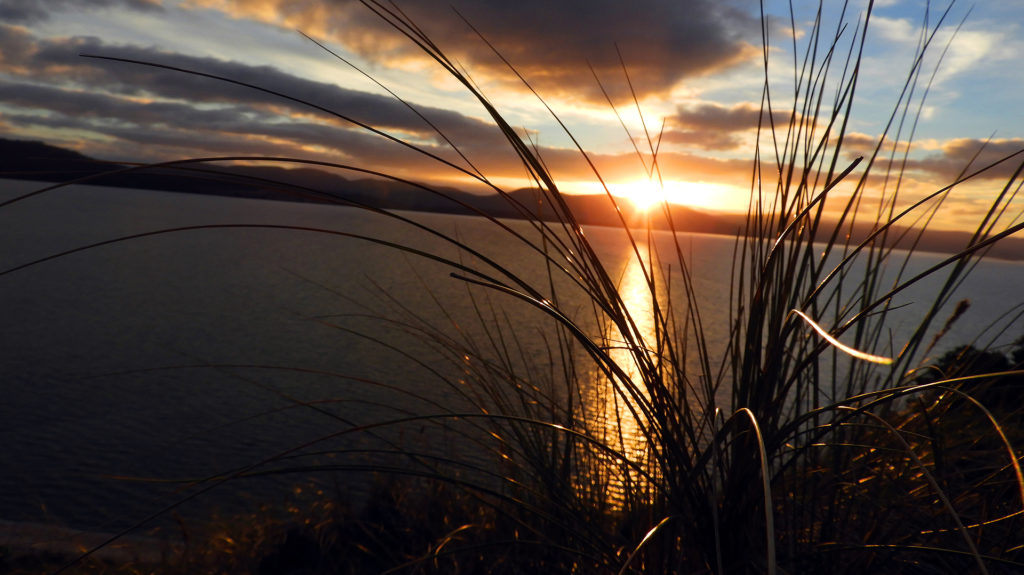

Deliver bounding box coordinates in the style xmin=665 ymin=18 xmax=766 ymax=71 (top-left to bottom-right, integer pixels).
xmin=567 ymin=179 xmax=749 ymax=214
xmin=599 ymin=179 xmax=749 ymax=214
xmin=620 ymin=179 xmax=668 ymax=212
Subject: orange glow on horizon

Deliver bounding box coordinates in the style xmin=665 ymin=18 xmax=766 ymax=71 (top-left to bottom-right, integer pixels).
xmin=438 ymin=176 xmax=752 ymax=215
xmin=603 ymin=179 xmax=749 ymax=214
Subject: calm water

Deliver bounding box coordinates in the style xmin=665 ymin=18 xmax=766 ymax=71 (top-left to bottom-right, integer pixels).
xmin=2 ymin=179 xmax=1022 ymax=532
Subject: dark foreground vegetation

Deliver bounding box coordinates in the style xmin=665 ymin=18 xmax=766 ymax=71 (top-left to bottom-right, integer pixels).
xmin=4 ymin=341 xmax=1024 ymax=574
xmin=4 ymin=335 xmax=1024 ymax=574
xmin=3 ymin=0 xmax=1024 ymax=573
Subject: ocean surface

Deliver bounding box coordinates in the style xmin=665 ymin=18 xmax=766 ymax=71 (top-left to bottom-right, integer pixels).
xmin=2 ymin=178 xmax=1022 ymax=533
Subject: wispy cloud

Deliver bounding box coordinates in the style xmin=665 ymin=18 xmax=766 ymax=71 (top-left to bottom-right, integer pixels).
xmin=0 ymin=0 xmax=162 ymax=25
xmin=183 ymin=0 xmax=761 ymax=103
xmin=662 ymin=102 xmax=797 ymax=151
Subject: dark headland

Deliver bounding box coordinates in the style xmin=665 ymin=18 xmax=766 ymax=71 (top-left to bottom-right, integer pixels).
xmin=3 ymin=138 xmax=1021 ymax=261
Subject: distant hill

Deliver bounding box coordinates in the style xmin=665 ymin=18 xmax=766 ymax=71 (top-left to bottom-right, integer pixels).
xmin=2 ymin=138 xmax=1021 ymax=260
xmin=0 ymin=137 xmax=737 ymax=231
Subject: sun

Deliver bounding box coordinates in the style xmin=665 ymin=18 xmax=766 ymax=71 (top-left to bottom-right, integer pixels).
xmin=619 ymin=179 xmax=667 ymax=213
xmin=606 ymin=179 xmax=750 ymax=214
xmin=587 ymin=178 xmax=747 ymax=214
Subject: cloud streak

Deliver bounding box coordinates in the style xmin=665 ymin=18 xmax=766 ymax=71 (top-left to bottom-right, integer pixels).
xmin=184 ymin=0 xmax=761 ymax=103
xmin=0 ymin=20 xmax=767 ymax=190
xmin=661 ymin=102 xmax=800 ymax=151
xmin=0 ymin=0 xmax=162 ymax=25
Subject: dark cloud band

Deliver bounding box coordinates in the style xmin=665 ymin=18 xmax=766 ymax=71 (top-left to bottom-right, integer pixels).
xmin=0 ymin=0 xmax=162 ymax=24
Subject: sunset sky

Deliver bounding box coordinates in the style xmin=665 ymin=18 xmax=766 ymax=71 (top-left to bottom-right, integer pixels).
xmin=1 ymin=0 xmax=1022 ymax=230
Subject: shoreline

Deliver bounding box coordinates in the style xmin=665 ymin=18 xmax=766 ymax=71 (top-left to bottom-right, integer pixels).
xmin=3 ymin=177 xmax=1023 ymax=263
xmin=0 ymin=519 xmax=175 ymax=566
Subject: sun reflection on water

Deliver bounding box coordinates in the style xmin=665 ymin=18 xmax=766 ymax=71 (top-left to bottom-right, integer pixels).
xmin=582 ymin=243 xmax=660 ymax=509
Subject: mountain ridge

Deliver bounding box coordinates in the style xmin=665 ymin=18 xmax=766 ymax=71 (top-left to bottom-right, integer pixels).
xmin=2 ymin=138 xmax=1021 ymax=261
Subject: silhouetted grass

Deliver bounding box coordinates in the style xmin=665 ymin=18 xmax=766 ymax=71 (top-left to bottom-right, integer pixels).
xmin=4 ymin=0 xmax=1024 ymax=573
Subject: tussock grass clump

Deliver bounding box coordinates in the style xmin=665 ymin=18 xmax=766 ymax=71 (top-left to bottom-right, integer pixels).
xmin=5 ymin=0 xmax=1024 ymax=573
